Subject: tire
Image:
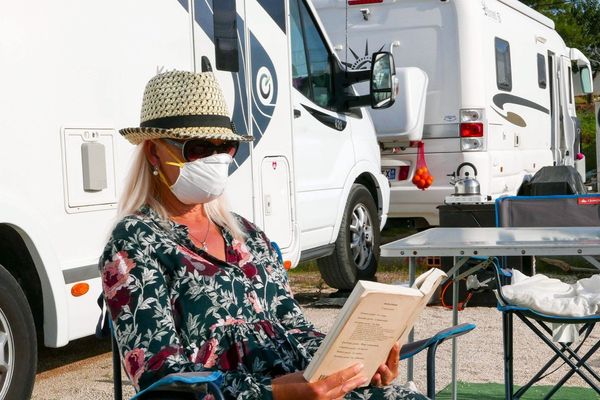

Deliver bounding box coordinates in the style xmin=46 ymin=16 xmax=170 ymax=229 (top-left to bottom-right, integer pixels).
xmin=317 ymin=184 xmax=380 ymax=290
xmin=0 ymin=264 xmax=37 ymax=400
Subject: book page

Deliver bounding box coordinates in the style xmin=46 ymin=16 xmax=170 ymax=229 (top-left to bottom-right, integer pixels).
xmin=398 ymin=269 xmax=447 ymax=345
xmin=414 ymin=268 xmax=447 ymax=295
xmin=305 ymin=291 xmax=422 ymax=384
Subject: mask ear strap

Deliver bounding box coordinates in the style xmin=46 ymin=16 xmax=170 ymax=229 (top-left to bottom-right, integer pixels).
xmin=152 ymin=140 xmax=185 ymax=187
xmin=156 ymin=168 xmax=172 ymax=187
xmin=159 ymin=140 xmax=186 ymax=168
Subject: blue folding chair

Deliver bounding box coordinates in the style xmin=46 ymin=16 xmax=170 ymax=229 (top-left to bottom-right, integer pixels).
xmin=399 ymin=323 xmax=475 ymax=399
xmin=100 ymin=297 xmax=473 ymax=400
xmin=490 ymin=260 xmax=600 ymax=399
xmin=95 ymin=305 xmax=224 ymax=400
xmin=98 ymin=241 xmax=475 ymax=399
xmin=493 ymin=194 xmax=600 ymax=399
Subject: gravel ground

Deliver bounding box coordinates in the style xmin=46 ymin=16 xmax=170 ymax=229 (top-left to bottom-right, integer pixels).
xmin=31 ymin=304 xmax=600 ymax=399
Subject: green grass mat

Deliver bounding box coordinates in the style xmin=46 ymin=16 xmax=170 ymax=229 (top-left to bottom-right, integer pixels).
xmin=436 ymin=381 xmax=600 ymax=399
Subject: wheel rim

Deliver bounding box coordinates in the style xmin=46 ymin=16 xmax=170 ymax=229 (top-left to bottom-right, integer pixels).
xmin=349 ymin=203 xmax=374 ymax=271
xmin=0 ymin=308 xmax=14 ymax=400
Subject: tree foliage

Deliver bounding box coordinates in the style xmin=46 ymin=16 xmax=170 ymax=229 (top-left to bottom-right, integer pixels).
xmin=521 ymin=0 xmax=600 ymax=74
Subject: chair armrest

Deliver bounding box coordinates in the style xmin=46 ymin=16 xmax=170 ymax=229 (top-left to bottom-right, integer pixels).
xmin=132 ymin=371 xmax=224 ymax=400
xmin=399 ymin=323 xmax=476 ymax=360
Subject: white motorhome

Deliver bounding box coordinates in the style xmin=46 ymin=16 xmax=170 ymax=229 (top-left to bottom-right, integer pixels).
xmin=314 ymin=0 xmax=595 ymax=225
xmin=0 ymin=1 xmax=393 ymax=397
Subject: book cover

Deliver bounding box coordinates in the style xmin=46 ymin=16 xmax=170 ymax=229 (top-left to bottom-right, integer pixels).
xmin=303 ymin=268 xmax=447 ymax=384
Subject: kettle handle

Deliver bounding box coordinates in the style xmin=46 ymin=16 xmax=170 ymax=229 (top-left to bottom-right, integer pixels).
xmin=456 ymin=162 xmax=478 ymax=177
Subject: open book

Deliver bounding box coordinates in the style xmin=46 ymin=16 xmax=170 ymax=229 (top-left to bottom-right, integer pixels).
xmin=304 ymin=268 xmax=447 ymax=384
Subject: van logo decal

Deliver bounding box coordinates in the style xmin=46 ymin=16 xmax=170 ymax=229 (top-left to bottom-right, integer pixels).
xmin=345 ymin=40 xmax=384 ymax=70
xmin=250 ymin=32 xmax=278 ymax=141
xmin=184 ymin=0 xmax=279 ymax=173
xmin=257 ymin=67 xmax=274 ymax=106
xmin=257 ymin=0 xmax=286 ymax=32
xmin=492 ymin=93 xmax=549 ymax=128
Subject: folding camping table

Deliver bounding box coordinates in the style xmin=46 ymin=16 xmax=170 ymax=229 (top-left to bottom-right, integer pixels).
xmin=381 ymin=226 xmax=600 ymax=400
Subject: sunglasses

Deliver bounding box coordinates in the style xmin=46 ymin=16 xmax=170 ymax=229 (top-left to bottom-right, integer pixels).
xmin=162 ymin=138 xmax=239 ymax=162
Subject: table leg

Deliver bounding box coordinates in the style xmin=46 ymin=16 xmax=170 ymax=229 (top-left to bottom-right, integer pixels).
xmin=407 ymin=257 xmax=416 ymax=382
xmin=451 ymin=256 xmax=459 ymax=400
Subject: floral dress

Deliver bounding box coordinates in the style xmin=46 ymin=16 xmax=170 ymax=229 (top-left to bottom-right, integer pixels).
xmin=100 ymin=205 xmax=429 ymax=400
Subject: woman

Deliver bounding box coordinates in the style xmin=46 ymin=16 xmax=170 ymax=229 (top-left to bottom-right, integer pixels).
xmin=100 ymin=69 xmax=429 ymax=400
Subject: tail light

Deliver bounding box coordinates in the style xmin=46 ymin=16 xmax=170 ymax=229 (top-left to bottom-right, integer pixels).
xmin=398 ymin=166 xmax=410 ymax=181
xmin=459 ymin=109 xmax=486 ymax=151
xmin=460 ymin=123 xmax=483 ymax=137
xmin=348 ymin=0 xmax=383 ymax=5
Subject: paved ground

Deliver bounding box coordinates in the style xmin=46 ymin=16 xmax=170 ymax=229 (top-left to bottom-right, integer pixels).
xmin=31 ymin=303 xmax=600 ymax=399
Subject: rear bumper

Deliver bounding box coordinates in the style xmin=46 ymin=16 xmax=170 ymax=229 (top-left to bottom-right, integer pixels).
xmin=388 ymin=185 xmax=453 ymax=225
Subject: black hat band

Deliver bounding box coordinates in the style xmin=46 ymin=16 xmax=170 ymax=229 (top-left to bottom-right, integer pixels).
xmin=140 ymin=114 xmax=233 ymax=130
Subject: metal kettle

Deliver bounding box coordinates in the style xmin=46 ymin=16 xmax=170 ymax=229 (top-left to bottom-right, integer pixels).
xmin=449 ymin=162 xmax=480 ymax=195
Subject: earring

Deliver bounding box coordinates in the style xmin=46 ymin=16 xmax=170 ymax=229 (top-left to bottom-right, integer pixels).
xmin=152 ymin=165 xmax=159 ymax=176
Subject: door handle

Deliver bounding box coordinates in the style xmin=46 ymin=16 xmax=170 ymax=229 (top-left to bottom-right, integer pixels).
xmin=294 ymin=109 xmax=301 ymax=118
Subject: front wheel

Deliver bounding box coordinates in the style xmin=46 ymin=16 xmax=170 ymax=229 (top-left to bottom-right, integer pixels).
xmin=0 ymin=264 xmax=37 ymax=400
xmin=317 ymin=184 xmax=380 ymax=290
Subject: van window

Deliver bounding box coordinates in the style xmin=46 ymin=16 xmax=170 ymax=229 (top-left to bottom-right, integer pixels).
xmin=290 ymin=0 xmax=334 ymax=109
xmin=214 ymin=0 xmax=239 ymax=72
xmin=568 ymin=66 xmax=573 ymax=104
xmin=495 ymin=38 xmax=512 ymax=91
xmin=537 ymin=54 xmax=547 ymax=89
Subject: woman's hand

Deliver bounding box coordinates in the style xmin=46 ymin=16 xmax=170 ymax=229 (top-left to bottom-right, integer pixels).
xmin=370 ymin=342 xmax=400 ymax=387
xmin=272 ymin=363 xmax=368 ymax=400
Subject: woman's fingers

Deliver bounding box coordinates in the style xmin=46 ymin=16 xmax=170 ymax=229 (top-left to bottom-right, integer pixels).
xmin=321 ymin=363 xmax=365 ymax=398
xmin=386 ymin=343 xmax=401 ymax=381
xmin=328 ymin=373 xmax=369 ymax=399
xmin=370 ymin=371 xmax=382 ymax=387
xmin=387 ymin=342 xmax=400 ymax=365
xmin=321 ymin=363 xmax=363 ymax=391
xmin=378 ymin=364 xmax=395 ymax=385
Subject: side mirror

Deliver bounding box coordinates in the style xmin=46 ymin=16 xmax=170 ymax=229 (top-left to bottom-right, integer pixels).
xmin=579 ymin=65 xmax=593 ymax=94
xmin=338 ymin=51 xmax=396 ymax=111
xmin=370 ymin=52 xmax=395 ymax=109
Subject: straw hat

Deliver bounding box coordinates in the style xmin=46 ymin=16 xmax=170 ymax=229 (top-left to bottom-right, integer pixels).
xmin=120 ymin=70 xmax=253 ymax=144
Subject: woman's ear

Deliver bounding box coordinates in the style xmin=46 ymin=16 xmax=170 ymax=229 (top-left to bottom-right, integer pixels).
xmin=143 ymin=140 xmax=160 ymax=167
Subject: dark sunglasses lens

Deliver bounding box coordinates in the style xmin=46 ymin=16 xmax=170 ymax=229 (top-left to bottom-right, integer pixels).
xmin=183 ymin=140 xmax=239 ymax=161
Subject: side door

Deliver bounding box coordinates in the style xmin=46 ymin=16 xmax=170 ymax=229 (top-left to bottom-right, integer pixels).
xmin=558 ymin=55 xmax=577 ymax=165
xmin=289 ymin=0 xmax=355 ymax=251
xmin=548 ymin=52 xmax=560 ymax=164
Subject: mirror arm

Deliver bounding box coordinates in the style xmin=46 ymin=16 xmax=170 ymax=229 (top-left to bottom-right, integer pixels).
xmin=344 ymin=69 xmax=372 ymax=86
xmin=345 ymin=94 xmax=371 ymax=109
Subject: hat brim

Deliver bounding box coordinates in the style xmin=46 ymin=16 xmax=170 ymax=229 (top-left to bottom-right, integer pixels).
xmin=119 ymin=126 xmax=254 ymax=145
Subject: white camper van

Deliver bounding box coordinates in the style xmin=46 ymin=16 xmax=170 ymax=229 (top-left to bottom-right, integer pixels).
xmin=314 ymin=0 xmax=595 ymax=225
xmin=0 ymin=1 xmax=393 ymax=397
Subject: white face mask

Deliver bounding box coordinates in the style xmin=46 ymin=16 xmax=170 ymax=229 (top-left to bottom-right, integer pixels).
xmin=166 ymin=153 xmax=233 ymax=205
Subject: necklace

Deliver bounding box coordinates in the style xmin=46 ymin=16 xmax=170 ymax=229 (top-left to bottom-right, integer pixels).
xmin=189 ymin=218 xmax=211 ymax=251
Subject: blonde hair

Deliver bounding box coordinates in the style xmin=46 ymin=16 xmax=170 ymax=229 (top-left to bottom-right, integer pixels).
xmin=116 ymin=144 xmax=246 ymax=241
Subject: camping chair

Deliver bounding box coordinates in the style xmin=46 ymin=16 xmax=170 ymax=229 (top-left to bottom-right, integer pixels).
xmin=100 ymin=311 xmax=473 ymax=400
xmin=98 ymin=295 xmax=474 ymax=400
xmin=399 ymin=323 xmax=475 ymax=399
xmin=96 ymin=297 xmax=225 ymax=400
xmin=98 ymin=241 xmax=475 ymax=400
xmin=493 ymin=194 xmax=600 ymax=399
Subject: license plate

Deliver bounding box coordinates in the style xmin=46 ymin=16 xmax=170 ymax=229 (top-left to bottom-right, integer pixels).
xmin=383 ymin=167 xmax=397 ymax=181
